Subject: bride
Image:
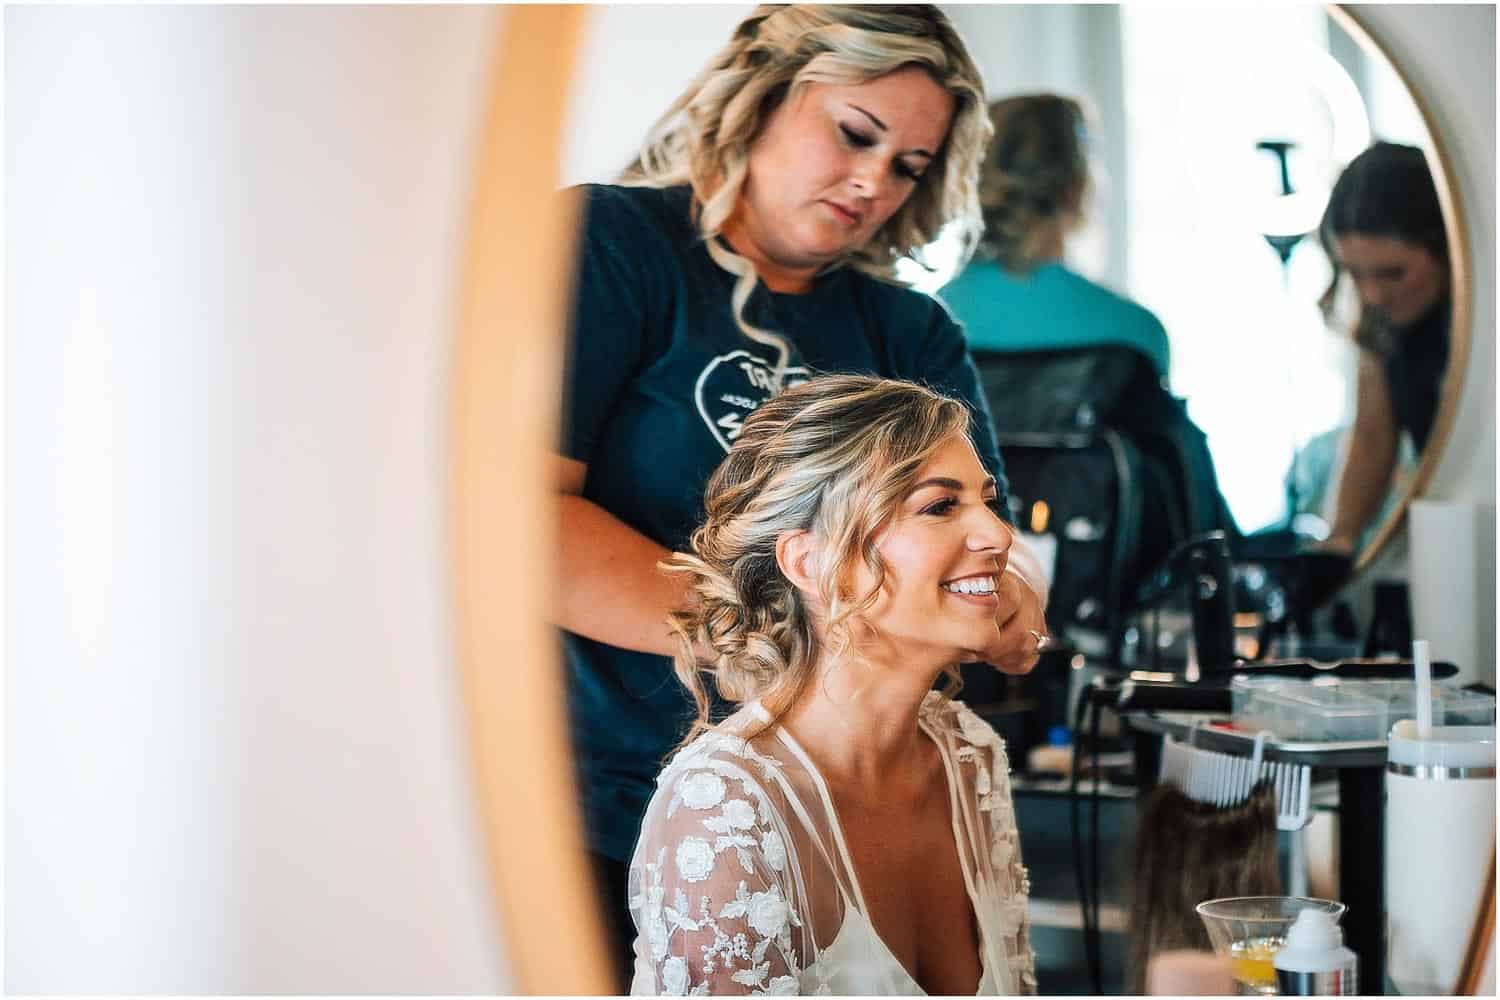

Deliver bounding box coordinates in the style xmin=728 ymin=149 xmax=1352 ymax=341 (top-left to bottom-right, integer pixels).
xmin=628 ymin=375 xmax=1038 ymax=995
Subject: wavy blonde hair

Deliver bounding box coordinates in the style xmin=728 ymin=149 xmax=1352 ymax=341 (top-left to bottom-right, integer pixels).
xmin=661 ymin=375 xmax=973 ymax=745
xmin=620 ymin=5 xmax=991 ymax=379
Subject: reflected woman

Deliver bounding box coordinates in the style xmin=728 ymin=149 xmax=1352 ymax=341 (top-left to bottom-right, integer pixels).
xmin=553 ymin=6 xmax=1048 ymax=984
xmin=1317 ymin=141 xmax=1449 ymax=553
xmin=940 ymin=94 xmax=1171 ymax=380
xmin=631 ymin=375 xmax=1035 ymax=995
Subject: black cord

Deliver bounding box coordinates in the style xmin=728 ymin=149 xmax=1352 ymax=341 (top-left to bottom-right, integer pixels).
xmin=1151 ymin=605 xmax=1160 ymax=671
xmin=1090 ymin=687 xmax=1104 ymax=994
xmin=1069 ymin=692 xmax=1092 ymax=991
xmin=1070 ymin=688 xmax=1104 ymax=994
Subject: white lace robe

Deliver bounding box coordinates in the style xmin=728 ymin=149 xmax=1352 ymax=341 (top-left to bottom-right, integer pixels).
xmin=627 ymin=693 xmax=1037 ymax=995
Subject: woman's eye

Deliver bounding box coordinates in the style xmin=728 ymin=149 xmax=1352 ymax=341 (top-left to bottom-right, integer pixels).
xmin=895 ymin=161 xmax=924 ymax=183
xmin=985 ymin=496 xmax=1007 ymax=516
xmin=839 ymin=124 xmax=874 ymax=148
xmin=922 ymin=497 xmax=957 ymax=516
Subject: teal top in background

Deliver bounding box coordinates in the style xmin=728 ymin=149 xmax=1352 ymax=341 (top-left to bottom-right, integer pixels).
xmin=940 ymin=259 xmax=1172 ymax=380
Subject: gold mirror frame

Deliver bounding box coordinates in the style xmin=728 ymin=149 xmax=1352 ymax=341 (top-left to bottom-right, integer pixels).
xmin=1328 ymin=5 xmax=1473 ymax=574
xmin=450 ymin=7 xmax=1475 ymax=992
xmin=450 ymin=5 xmax=611 ymax=994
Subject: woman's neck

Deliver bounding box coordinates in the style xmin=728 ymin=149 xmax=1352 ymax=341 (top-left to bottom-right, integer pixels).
xmin=719 ymin=215 xmax=819 ymax=295
xmin=1024 ymin=221 xmax=1067 ymax=267
xmin=778 ymin=648 xmax=947 ymax=792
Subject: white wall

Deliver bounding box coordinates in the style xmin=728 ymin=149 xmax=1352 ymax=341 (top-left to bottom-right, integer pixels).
xmin=7 ymin=6 xmax=509 ymax=992
xmin=562 ymin=4 xmax=753 ymax=185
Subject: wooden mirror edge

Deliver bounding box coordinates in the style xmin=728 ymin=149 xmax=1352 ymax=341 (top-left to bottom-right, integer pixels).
xmin=1327 ymin=5 xmax=1475 ymax=576
xmin=1456 ymin=848 xmax=1496 ymax=994
xmin=451 ymin=6 xmax=612 ymax=993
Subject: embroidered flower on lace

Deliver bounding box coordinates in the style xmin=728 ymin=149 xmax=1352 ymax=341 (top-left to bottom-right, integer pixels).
xmin=676 ymin=836 xmax=716 ymax=882
xmin=990 ymin=834 xmax=1013 ymax=870
xmin=956 ymin=706 xmax=1000 ymax=748
xmin=762 ymin=974 xmax=799 ymax=995
xmin=760 ymin=829 xmax=787 ymax=872
xmin=730 ymin=962 xmax=770 ymax=989
xmin=722 ymin=798 xmax=757 ymax=829
xmin=747 ymin=885 xmax=791 ymax=939
xmin=680 ymin=771 xmax=727 ymax=810
xmin=661 ymin=955 xmax=690 ymax=996
xmin=994 ymin=894 xmax=1028 ymax=937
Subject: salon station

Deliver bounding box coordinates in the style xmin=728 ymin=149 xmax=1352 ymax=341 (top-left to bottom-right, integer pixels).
xmin=6 ymin=3 xmax=1495 ymax=997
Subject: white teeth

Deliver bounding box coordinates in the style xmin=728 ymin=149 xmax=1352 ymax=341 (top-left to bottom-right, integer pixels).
xmin=943 ymin=576 xmax=996 ymax=595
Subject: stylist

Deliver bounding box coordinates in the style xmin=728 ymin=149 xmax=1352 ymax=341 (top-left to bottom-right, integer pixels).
xmin=553 ymin=5 xmax=1047 ymax=985
xmin=1317 ymin=142 xmax=1450 ymax=553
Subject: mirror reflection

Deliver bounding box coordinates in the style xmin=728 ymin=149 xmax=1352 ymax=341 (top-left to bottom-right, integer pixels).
xmin=549 ymin=5 xmax=1468 ymax=994
xmin=921 ymin=6 xmax=1448 ymax=560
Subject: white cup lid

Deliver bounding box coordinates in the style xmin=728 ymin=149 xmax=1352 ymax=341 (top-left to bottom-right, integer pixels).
xmin=1387 ymin=719 xmax=1496 ymax=768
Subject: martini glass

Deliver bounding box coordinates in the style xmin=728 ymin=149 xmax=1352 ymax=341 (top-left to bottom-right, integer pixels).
xmin=1196 ymin=896 xmax=1347 ymax=995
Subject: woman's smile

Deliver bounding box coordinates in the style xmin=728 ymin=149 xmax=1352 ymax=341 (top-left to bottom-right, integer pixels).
xmin=941 ymin=573 xmax=1000 ymax=607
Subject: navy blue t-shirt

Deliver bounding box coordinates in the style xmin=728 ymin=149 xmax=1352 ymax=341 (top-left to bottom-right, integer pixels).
xmin=560 ymin=183 xmax=1010 ymax=861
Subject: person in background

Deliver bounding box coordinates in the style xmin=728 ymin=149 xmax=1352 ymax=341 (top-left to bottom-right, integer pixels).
xmin=940 ymin=93 xmax=1171 ymax=381
xmin=630 ymin=375 xmax=1036 ymax=995
xmin=552 ymin=6 xmax=1049 ymax=985
xmin=1316 ymin=141 xmax=1450 ymax=553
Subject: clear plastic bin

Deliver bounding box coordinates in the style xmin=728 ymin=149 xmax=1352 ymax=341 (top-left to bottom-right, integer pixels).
xmin=1249 ymin=683 xmax=1389 ymax=741
xmin=1442 ymin=688 xmax=1497 ymax=726
xmin=1343 ymin=679 xmax=1497 ymax=728
xmin=1230 ymin=673 xmax=1286 ymax=727
xmin=1229 ymin=676 xmax=1489 ymax=741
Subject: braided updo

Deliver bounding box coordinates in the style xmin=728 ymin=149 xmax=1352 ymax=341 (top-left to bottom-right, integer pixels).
xmin=661 ymin=375 xmax=973 ymax=744
xmin=975 ymin=94 xmax=1090 ymax=273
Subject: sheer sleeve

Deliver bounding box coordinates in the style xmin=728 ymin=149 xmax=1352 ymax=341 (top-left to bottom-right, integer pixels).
xmin=941 ymin=699 xmax=1039 ymax=994
xmin=628 ymin=738 xmax=824 ymax=996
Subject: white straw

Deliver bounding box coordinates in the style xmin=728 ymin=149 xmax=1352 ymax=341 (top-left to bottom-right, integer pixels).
xmin=1413 ymin=639 xmax=1433 ymax=739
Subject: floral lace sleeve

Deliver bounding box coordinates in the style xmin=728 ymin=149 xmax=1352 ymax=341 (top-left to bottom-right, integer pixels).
xmin=628 ymin=742 xmax=817 ymax=996
xmin=951 ymin=701 xmax=1038 ymax=994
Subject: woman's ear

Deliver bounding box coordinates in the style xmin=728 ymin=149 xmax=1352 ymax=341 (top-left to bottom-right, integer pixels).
xmin=774 ymin=529 xmax=821 ymax=598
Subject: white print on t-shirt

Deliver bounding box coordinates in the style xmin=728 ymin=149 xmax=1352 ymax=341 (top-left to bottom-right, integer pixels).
xmin=693 ymin=349 xmax=810 ymax=452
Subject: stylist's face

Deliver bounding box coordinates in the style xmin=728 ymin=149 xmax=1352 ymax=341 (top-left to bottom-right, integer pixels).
xmin=1334 ymin=233 xmax=1447 ymax=329
xmin=732 ymin=66 xmax=955 ymax=287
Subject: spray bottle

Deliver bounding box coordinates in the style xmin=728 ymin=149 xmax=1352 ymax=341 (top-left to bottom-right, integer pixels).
xmin=1272 ymin=906 xmax=1358 ymax=995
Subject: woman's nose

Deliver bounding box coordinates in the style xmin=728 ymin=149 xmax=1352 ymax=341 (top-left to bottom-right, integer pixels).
xmin=967 ymin=509 xmax=1014 ymax=555
xmin=847 ymin=160 xmax=883 ymax=201
xmin=1358 ymin=279 xmax=1391 ymax=311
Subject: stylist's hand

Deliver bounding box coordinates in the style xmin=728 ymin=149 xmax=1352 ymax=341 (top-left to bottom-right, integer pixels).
xmin=979 ymin=569 xmax=1047 ymax=675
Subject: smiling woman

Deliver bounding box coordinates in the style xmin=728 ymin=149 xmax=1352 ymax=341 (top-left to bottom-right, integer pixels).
xmin=632 ymin=374 xmax=1036 ymax=996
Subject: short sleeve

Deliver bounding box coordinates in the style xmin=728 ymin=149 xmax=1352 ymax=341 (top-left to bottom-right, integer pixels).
xmin=911 ymin=303 xmax=1012 ymax=521
xmin=559 ymin=185 xmax=662 ymax=464
xmin=628 ymin=745 xmax=820 ymax=996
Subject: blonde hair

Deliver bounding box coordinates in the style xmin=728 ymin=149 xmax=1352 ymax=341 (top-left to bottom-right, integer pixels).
xmin=661 ymin=375 xmax=974 ymax=745
xmin=621 ymin=5 xmax=991 ymax=380
xmin=976 ymin=94 xmax=1090 ymax=272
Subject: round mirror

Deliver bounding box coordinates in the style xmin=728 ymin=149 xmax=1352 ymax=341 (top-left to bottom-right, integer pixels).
xmin=924 ymin=4 xmax=1470 ymax=576
xmin=457 ymin=4 xmax=1475 ymax=990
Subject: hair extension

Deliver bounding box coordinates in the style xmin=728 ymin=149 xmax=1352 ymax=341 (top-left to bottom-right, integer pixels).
xmin=1126 ymin=781 xmax=1284 ymax=994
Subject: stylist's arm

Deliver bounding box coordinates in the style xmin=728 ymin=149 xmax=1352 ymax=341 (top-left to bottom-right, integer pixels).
xmin=555 ymin=454 xmax=688 ymax=657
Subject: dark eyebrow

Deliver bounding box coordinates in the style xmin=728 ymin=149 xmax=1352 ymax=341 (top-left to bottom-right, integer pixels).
xmin=850 ymin=104 xmax=936 ymax=160
xmin=910 ymin=476 xmax=998 ymax=494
